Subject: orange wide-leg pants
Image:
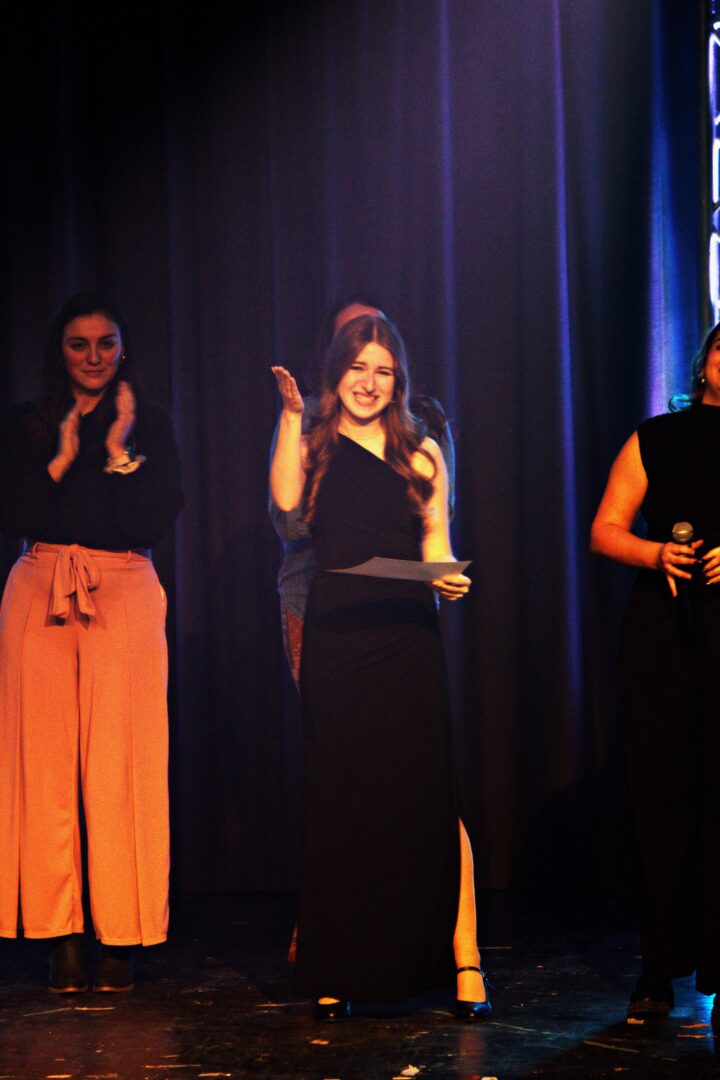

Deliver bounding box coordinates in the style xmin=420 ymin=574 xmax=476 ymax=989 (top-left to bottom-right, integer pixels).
xmin=0 ymin=544 xmax=170 ymax=945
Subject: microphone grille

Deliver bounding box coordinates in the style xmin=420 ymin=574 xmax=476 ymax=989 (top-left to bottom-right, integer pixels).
xmin=672 ymin=521 xmax=694 ymax=544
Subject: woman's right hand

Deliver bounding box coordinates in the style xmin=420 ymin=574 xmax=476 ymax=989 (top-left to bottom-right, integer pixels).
xmin=656 ymin=539 xmax=702 ymax=597
xmin=271 ymin=366 xmax=304 ymax=415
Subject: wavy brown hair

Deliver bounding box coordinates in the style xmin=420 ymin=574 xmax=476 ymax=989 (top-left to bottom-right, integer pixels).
xmin=304 ymin=315 xmax=436 ymax=523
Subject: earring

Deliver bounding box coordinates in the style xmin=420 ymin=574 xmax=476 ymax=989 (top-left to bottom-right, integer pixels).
xmin=701 ymin=373 xmax=706 ymax=384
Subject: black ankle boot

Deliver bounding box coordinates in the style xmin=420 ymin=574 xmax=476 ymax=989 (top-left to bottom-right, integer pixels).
xmin=93 ymin=945 xmax=135 ymax=992
xmin=49 ymin=933 xmax=88 ymax=993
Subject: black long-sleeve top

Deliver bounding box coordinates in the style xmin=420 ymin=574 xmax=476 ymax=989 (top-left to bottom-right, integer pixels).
xmin=0 ymin=394 xmax=184 ymax=551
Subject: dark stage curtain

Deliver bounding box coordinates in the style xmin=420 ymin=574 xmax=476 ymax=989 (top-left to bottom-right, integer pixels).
xmin=0 ymin=1 xmax=708 ymax=892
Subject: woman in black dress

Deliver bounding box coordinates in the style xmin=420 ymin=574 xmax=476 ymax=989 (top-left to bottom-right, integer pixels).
xmin=591 ymin=323 xmax=720 ymax=1018
xmin=271 ymin=314 xmax=489 ymax=1020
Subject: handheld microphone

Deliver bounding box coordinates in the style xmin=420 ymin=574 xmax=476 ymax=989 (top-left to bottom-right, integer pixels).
xmin=672 ymin=521 xmax=694 ymax=545
xmin=671 ymin=523 xmax=699 ymax=639
xmin=671 ymin=521 xmax=701 ymax=594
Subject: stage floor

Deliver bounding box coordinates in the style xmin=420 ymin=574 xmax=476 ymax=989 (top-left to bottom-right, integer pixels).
xmin=0 ymin=892 xmax=717 ymax=1079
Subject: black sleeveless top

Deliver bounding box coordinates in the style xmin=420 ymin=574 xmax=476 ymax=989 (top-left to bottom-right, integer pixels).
xmin=638 ymin=404 xmax=720 ymax=552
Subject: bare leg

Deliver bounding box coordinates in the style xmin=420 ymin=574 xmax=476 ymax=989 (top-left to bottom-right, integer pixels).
xmin=317 ymin=820 xmax=483 ymax=1008
xmin=454 ymin=819 xmax=487 ymax=1002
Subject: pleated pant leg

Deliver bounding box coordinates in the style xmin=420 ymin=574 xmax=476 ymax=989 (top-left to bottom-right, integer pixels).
xmin=0 ymin=549 xmax=85 ymax=940
xmin=0 ymin=545 xmax=170 ymax=945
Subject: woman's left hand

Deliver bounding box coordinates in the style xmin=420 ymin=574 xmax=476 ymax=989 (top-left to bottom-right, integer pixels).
xmin=105 ymin=380 xmax=136 ymax=458
xmin=430 ymin=572 xmax=471 ymax=601
xmin=702 ymin=546 xmax=720 ymax=585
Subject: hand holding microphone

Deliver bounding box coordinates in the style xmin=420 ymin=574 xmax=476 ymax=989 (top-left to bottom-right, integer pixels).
xmin=657 ymin=521 xmax=702 ymax=597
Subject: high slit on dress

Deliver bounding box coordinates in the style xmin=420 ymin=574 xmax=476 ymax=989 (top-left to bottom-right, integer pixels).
xmin=295 ymin=435 xmax=460 ymax=1003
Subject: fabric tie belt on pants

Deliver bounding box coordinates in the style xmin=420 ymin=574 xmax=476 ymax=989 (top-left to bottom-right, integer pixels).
xmin=21 ymin=541 xmax=152 ymax=620
xmin=49 ymin=544 xmax=101 ymax=619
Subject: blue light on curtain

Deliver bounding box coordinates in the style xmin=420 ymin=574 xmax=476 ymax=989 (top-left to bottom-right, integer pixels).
xmin=647 ymin=3 xmax=708 ymax=416
xmin=552 ymin=0 xmax=583 ymax=736
xmin=647 ymin=12 xmax=695 ymax=417
xmin=709 ymin=10 xmax=720 ymax=322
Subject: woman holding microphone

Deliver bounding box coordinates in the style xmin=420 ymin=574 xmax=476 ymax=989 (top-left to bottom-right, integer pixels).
xmin=591 ymin=324 xmax=720 ymax=1017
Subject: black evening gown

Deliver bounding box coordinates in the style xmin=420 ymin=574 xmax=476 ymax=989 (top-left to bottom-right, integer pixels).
xmin=295 ymin=435 xmax=460 ymax=1003
xmin=620 ymin=404 xmax=720 ymax=993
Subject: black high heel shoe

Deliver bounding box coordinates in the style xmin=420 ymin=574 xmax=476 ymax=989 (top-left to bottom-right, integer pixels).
xmin=313 ymin=998 xmax=351 ymax=1021
xmin=456 ymin=965 xmax=492 ymax=1021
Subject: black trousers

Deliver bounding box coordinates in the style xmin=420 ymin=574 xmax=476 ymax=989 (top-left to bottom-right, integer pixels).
xmin=620 ymin=572 xmax=720 ymax=994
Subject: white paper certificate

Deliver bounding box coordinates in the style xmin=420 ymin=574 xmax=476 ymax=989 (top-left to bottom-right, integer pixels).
xmin=327 ymin=557 xmax=471 ymax=582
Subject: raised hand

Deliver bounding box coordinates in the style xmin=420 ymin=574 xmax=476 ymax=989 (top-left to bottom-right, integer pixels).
xmin=105 ymin=380 xmax=137 ymax=459
xmin=271 ymin=366 xmax=304 ymax=415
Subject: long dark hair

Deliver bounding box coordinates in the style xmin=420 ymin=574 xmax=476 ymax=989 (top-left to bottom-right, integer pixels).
xmin=304 ymin=314 xmax=435 ymax=523
xmin=669 ymin=322 xmax=719 ymax=411
xmin=35 ymin=292 xmax=132 ymax=439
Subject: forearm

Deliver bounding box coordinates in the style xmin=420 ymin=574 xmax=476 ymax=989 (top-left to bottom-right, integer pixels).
xmin=590 ymin=523 xmax=661 ymax=571
xmin=422 ymin=520 xmax=455 ymax=563
xmin=47 ymin=455 xmax=73 ymax=483
xmin=421 ymin=491 xmax=470 ymax=600
xmin=269 ymin=411 xmax=305 ymax=511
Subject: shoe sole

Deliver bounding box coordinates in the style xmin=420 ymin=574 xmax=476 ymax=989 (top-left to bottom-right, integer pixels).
xmin=49 ymin=984 xmax=88 ymax=994
xmin=627 ymin=1005 xmax=672 ymax=1019
xmin=92 ymin=983 xmax=134 ymax=992
xmin=456 ymin=1004 xmax=492 ymax=1021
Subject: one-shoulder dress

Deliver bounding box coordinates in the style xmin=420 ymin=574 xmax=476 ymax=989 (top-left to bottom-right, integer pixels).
xmin=295 ymin=435 xmax=460 ymax=1003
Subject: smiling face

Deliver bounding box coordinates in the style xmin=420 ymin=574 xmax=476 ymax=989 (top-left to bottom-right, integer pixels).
xmin=702 ymin=328 xmax=720 ymax=406
xmin=337 ymin=341 xmax=396 ymax=424
xmin=62 ymin=312 xmax=123 ymax=401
